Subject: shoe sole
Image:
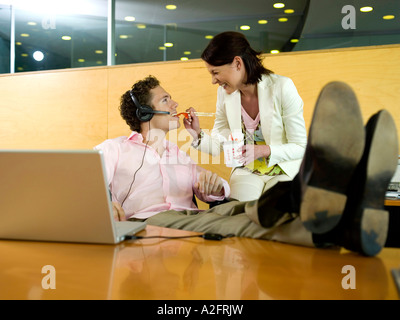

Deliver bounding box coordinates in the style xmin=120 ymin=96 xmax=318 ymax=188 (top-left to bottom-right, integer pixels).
xmin=353 ymin=110 xmax=398 ymax=256
xmin=301 ymin=82 xmax=365 ymax=234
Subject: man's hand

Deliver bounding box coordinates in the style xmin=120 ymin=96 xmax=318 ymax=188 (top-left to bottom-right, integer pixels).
xmin=112 ymin=202 xmax=126 ymax=221
xmin=195 ymin=170 xmax=224 ymax=196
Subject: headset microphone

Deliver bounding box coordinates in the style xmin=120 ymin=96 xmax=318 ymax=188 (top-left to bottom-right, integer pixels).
xmin=130 ymin=90 xmax=170 ymax=122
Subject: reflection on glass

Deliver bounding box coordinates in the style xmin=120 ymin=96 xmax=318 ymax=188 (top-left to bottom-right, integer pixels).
xmin=12 ymin=0 xmax=107 ymax=72
xmin=0 ymin=4 xmax=11 ymax=74
xmin=0 ymin=0 xmax=399 ymax=74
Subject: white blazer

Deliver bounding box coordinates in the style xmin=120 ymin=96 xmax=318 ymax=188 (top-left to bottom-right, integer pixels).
xmin=196 ymin=74 xmax=307 ymax=179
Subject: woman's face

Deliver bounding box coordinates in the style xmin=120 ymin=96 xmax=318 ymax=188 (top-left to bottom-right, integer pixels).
xmin=205 ymin=56 xmax=245 ymax=94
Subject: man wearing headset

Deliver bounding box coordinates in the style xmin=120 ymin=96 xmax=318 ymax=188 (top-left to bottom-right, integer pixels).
xmin=95 ymin=75 xmax=399 ymax=256
xmin=96 ymin=75 xmax=229 ymax=222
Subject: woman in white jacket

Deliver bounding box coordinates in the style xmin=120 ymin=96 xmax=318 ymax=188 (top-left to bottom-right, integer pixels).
xmin=184 ymin=31 xmax=307 ymax=204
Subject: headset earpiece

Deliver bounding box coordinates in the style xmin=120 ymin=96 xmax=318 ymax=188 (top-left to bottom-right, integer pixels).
xmin=136 ymin=104 xmax=155 ymax=122
xmin=129 ymin=90 xmax=170 ymax=122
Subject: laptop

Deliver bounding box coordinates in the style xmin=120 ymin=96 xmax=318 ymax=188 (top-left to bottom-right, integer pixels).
xmin=0 ymin=149 xmax=146 ymax=244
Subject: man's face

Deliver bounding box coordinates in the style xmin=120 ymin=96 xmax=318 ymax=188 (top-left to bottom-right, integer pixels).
xmin=148 ymin=85 xmax=180 ymax=132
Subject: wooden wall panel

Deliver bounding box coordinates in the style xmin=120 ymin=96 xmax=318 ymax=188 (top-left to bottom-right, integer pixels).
xmin=0 ymin=45 xmax=399 ymax=202
xmin=0 ymin=68 xmax=108 ymax=149
xmin=263 ymin=45 xmax=400 ymax=132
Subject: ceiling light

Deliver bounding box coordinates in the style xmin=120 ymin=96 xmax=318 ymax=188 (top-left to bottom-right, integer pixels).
xmin=78 ymin=59 xmax=85 ymax=62
xmin=27 ymin=21 xmax=37 ymax=26
xmin=273 ymin=3 xmax=285 ymax=9
xmin=258 ymin=20 xmax=268 ymax=24
xmin=124 ymin=16 xmax=135 ymax=22
xmin=290 ymin=39 xmax=299 ymax=43
xmin=95 ymin=50 xmax=103 ymax=54
xmin=166 ymin=5 xmax=177 ymax=10
xmin=21 ymin=53 xmax=28 ymax=57
xmin=62 ymin=35 xmax=71 ymax=40
xmin=159 ymin=46 xmax=166 ymax=50
xmin=20 ymin=33 xmax=30 ymax=37
xmin=137 ymin=24 xmax=146 ymax=29
xmin=164 ymin=42 xmax=173 ymax=47
xmin=119 ymin=35 xmax=129 ymax=39
xmin=181 ymin=57 xmax=188 ymax=61
xmin=270 ymin=50 xmax=280 ymax=54
xmin=383 ymin=15 xmax=395 ymax=20
xmin=16 ymin=42 xmax=22 ymax=45
xmin=240 ymin=25 xmax=250 ymax=31
xmin=183 ymin=51 xmax=191 ymax=55
xmin=33 ymin=50 xmax=44 ymax=61
xmin=205 ymin=35 xmax=213 ymax=39
xmin=278 ymin=17 xmax=288 ymax=22
xmin=284 ymin=9 xmax=294 ymax=14
xmin=360 ymin=6 xmax=373 ymax=12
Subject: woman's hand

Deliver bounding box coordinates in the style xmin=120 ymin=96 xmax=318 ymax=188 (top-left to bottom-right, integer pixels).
xmin=238 ymin=144 xmax=271 ymax=166
xmin=183 ymin=107 xmax=201 ymax=139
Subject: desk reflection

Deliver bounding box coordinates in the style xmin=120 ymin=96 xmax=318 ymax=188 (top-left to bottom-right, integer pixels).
xmin=0 ymin=225 xmax=398 ymax=300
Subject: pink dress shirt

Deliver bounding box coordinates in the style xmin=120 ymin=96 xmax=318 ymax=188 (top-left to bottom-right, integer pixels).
xmin=95 ymin=132 xmax=230 ymax=220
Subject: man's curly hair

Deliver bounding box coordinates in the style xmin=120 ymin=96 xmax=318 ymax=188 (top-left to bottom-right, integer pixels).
xmin=119 ymin=75 xmax=160 ymax=132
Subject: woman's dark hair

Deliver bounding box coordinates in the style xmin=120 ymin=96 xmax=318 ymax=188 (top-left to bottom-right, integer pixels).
xmin=201 ymin=31 xmax=273 ymax=85
xmin=119 ymin=75 xmax=160 ymax=132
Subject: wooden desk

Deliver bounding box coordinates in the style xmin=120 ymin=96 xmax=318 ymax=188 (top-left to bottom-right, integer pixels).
xmin=0 ymin=225 xmax=399 ymax=300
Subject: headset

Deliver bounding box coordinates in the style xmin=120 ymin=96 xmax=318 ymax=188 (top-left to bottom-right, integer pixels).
xmin=129 ymin=90 xmax=170 ymax=122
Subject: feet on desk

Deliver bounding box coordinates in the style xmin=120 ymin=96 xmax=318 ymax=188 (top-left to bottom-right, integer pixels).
xmin=258 ymin=82 xmax=399 ymax=256
xmin=313 ymin=109 xmax=399 ymax=256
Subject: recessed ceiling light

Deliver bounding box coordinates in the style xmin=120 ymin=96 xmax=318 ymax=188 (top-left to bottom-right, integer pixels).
xmin=95 ymin=50 xmax=103 ymax=54
xmin=270 ymin=50 xmax=280 ymax=54
xmin=360 ymin=6 xmax=373 ymax=12
xmin=78 ymin=59 xmax=85 ymax=63
xmin=181 ymin=57 xmax=188 ymax=61
xmin=164 ymin=42 xmax=173 ymax=47
xmin=166 ymin=5 xmax=177 ymax=10
xmin=33 ymin=50 xmax=44 ymax=61
xmin=137 ymin=24 xmax=146 ymax=29
xmin=124 ymin=16 xmax=135 ymax=22
xmin=284 ymin=9 xmax=294 ymax=14
xmin=119 ymin=35 xmax=129 ymax=39
xmin=16 ymin=42 xmax=22 ymax=45
xmin=240 ymin=25 xmax=250 ymax=30
xmin=258 ymin=20 xmax=268 ymax=24
xmin=278 ymin=17 xmax=288 ymax=22
xmin=183 ymin=51 xmax=191 ymax=55
xmin=159 ymin=46 xmax=166 ymax=50
xmin=273 ymin=3 xmax=285 ymax=9
xmin=21 ymin=53 xmax=28 ymax=57
xmin=61 ymin=35 xmax=71 ymax=40
xmin=383 ymin=15 xmax=395 ymax=20
xmin=290 ymin=39 xmax=299 ymax=43
xmin=27 ymin=21 xmax=37 ymax=26
xmin=20 ymin=33 xmax=30 ymax=37
xmin=205 ymin=35 xmax=213 ymax=39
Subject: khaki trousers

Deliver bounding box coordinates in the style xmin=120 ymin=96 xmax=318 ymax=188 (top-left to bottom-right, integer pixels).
xmin=144 ymin=199 xmax=314 ymax=248
xmin=229 ymin=167 xmax=293 ymax=202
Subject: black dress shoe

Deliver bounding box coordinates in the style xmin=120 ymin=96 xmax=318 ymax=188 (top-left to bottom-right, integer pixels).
xmin=313 ymin=110 xmax=399 ymax=256
xmin=299 ymin=81 xmax=365 ymax=234
xmin=341 ymin=110 xmax=398 ymax=256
